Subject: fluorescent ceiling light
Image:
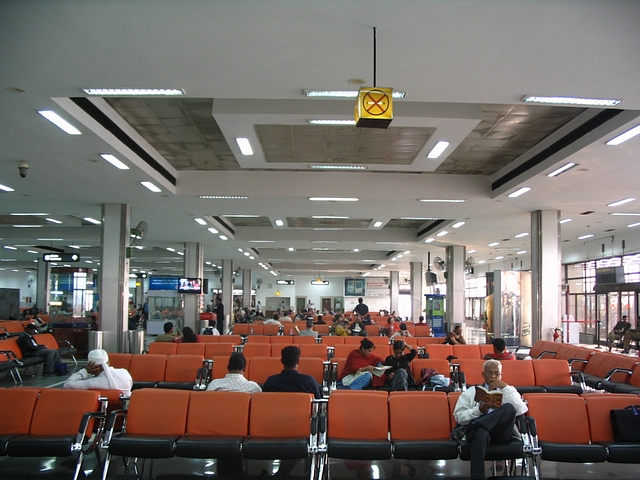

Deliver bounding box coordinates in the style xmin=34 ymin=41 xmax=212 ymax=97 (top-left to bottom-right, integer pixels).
xmin=304 ymin=90 xmax=406 ymax=99
xmin=403 ymin=251 xmax=410 ymax=255
xmin=425 ymin=238 xmax=434 ymax=243
xmin=46 ymin=218 xmax=62 ymax=224
xmin=401 ymin=217 xmax=441 ymax=220
xmin=467 ymin=249 xmax=476 ymax=253
xmin=477 ymin=260 xmax=486 ymax=264
xmin=140 ymin=181 xmax=161 ymax=192
xmin=489 ymin=242 xmax=500 ymax=247
xmin=312 ymin=215 xmax=349 ymax=219
xmin=547 ymin=162 xmax=577 ymax=177
xmin=373 ymin=221 xmax=383 ymax=228
xmin=10 ymin=212 xmax=48 ymax=216
xmin=375 ymin=242 xmax=403 ymax=245
xmin=249 ymin=240 xmax=275 ymax=243
xmin=194 ymin=218 xmax=207 ymax=225
xmin=427 ymin=141 xmax=450 ymax=159
xmin=559 ymin=218 xmax=572 ymax=224
xmin=83 ymin=88 xmax=184 ymax=96
xmin=288 ymin=247 xmax=294 ymax=252
xmin=507 ymin=187 xmax=531 ymax=198
xmin=607 ymin=197 xmax=635 ymax=207
xmin=606 ymin=124 xmax=640 ymax=146
xmin=275 ymin=220 xmax=284 ymax=226
xmin=578 ymin=234 xmax=594 ymax=240
xmin=12 ymin=225 xmax=41 ymax=228
xmin=309 ymin=197 xmax=359 ymax=202
xmin=611 ymin=212 xmax=640 ymax=216
xmin=515 ymin=232 xmax=529 ymax=238
xmin=522 ymin=95 xmax=621 ymax=107
xmin=495 ymin=256 xmax=504 ymax=260
xmin=83 ymin=217 xmax=101 ymax=225
xmin=353 ymin=249 xmax=360 ymax=252
xmin=313 ymin=228 xmax=343 ymax=231
xmin=517 ymin=250 xmax=528 ymax=254
xmin=223 ymin=214 xmax=260 ymax=218
xmin=37 ymin=238 xmax=63 ymax=241
xmin=0 ymin=183 xmax=14 ymax=192
xmin=310 ymin=165 xmax=367 ymax=170
xmin=100 ymin=154 xmax=129 ymax=170
xmin=312 ymin=241 xmax=339 ymax=244
xmin=308 ymin=119 xmax=356 ymax=125
xmin=627 ymin=222 xmax=640 ymax=228
xmin=200 ymin=195 xmax=249 ymax=199
xmin=419 ymin=198 xmax=466 ymax=203
xmin=3 ymin=246 xmax=17 ymax=250
xmin=219 ymin=235 xmax=228 ymax=240
xmin=436 ymin=231 xmax=448 ymax=237
xmin=452 ymin=221 xmax=465 ymax=228
xmin=166 ymin=247 xmax=175 ymax=252
xmin=27 ymin=250 xmax=38 ymax=254
xmin=38 ymin=110 xmax=81 ymax=135
xmin=236 ymin=138 xmax=253 ymax=155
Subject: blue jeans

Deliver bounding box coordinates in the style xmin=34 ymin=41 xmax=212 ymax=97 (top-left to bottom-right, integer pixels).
xmin=345 ymin=371 xmax=373 ymax=390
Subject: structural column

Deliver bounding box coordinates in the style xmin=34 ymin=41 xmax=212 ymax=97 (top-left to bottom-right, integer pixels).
xmin=445 ymin=245 xmax=466 ymax=330
xmin=242 ymin=268 xmax=252 ymax=310
xmin=183 ymin=242 xmax=204 ymax=332
xmin=410 ymin=262 xmax=423 ymax=322
xmin=221 ymin=259 xmax=234 ymax=333
xmin=36 ymin=258 xmax=50 ymax=313
xmin=389 ymin=271 xmax=399 ymax=314
xmin=531 ymin=210 xmax=561 ymax=342
xmin=99 ymin=204 xmax=130 ymax=352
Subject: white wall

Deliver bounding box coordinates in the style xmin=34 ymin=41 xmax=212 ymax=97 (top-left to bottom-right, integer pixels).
xmin=0 ymin=268 xmax=38 ymax=308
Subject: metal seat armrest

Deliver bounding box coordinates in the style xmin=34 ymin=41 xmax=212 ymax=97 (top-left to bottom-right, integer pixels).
xmin=603 ymin=367 xmax=633 ymax=382
xmin=72 ymin=411 xmax=107 ymax=454
xmin=570 ymin=370 xmax=587 ymax=391
xmin=536 ymin=350 xmax=557 ymax=359
xmin=568 ymin=358 xmax=588 ymax=366
xmin=101 ymin=409 xmax=129 ymax=447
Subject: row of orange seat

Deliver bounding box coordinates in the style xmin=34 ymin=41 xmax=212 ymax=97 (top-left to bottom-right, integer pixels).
xmin=232 ymin=322 xmax=435 ymax=336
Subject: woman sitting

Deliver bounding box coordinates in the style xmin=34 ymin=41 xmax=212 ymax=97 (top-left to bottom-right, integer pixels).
xmin=390 ymin=322 xmax=412 ymax=340
xmin=338 ymin=338 xmax=384 ymax=390
xmin=383 ymin=340 xmax=417 ymax=391
xmin=173 ymin=326 xmax=199 ymax=343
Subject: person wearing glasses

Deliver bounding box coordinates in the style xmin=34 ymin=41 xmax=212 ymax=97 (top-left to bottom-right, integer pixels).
xmin=451 ymin=359 xmax=528 ymax=480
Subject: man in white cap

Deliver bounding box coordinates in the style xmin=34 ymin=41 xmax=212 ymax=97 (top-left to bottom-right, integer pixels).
xmin=63 ymin=349 xmax=133 ymax=396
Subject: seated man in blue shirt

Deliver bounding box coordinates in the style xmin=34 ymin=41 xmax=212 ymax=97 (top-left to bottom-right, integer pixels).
xmin=263 ymin=345 xmax=322 ymax=398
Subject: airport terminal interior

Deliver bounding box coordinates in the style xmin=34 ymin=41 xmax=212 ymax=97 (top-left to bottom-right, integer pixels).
xmin=2 ymin=1 xmax=640 ymax=479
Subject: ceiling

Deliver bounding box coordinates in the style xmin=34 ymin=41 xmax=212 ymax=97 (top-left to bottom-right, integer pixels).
xmin=1 ymin=1 xmax=640 ymax=281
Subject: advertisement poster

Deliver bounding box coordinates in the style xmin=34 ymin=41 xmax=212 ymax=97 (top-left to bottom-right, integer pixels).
xmin=344 ymin=278 xmax=365 ymax=296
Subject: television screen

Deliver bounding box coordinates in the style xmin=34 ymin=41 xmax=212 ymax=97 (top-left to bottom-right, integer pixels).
xmin=178 ymin=277 xmax=202 ymax=293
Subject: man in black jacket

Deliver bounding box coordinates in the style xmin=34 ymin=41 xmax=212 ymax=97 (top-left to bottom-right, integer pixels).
xmin=17 ymin=323 xmax=62 ymax=376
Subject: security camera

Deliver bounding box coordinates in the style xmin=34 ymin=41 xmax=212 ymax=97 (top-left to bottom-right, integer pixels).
xmin=18 ymin=161 xmax=28 ymax=178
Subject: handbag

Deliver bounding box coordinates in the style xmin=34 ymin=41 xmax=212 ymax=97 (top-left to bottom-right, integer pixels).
xmin=610 ymin=405 xmax=640 ymax=442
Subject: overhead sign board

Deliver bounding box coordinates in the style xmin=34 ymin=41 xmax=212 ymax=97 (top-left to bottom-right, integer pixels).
xmin=43 ymin=253 xmax=80 ymax=262
xmin=276 ymin=280 xmax=295 ymax=285
xmin=354 ymin=86 xmax=394 ymax=128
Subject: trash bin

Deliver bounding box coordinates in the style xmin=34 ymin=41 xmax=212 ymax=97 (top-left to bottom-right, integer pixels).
xmin=128 ymin=329 xmax=145 ymax=354
xmin=88 ymin=330 xmax=104 ymax=351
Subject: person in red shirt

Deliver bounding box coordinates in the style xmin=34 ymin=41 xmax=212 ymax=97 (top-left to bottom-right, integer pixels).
xmin=482 ymin=338 xmax=515 ymax=361
xmin=338 ymin=338 xmax=384 ymax=389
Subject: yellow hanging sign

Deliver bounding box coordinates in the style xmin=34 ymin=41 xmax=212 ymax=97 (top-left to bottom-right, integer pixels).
xmin=354 ymin=86 xmax=393 ymax=128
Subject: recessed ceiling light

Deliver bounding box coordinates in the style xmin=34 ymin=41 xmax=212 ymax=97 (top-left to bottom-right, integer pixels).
xmin=83 ymin=88 xmax=184 ymax=96
xmin=287 ymin=247 xmax=294 ymax=252
xmin=425 ymin=238 xmax=434 ymax=243
xmin=10 ymin=212 xmax=48 ymax=216
xmin=607 ymin=198 xmax=635 ymax=207
xmin=547 ymin=162 xmax=577 ymax=177
xmin=236 ymin=138 xmax=253 ymax=155
xmin=12 ymin=225 xmax=42 ymax=228
xmin=38 ymin=110 xmax=81 ymax=135
xmin=46 ymin=218 xmax=62 ymax=224
xmin=140 ymin=181 xmax=161 ymax=192
xmin=515 ymin=232 xmax=529 ymax=238
xmin=100 ymin=154 xmax=129 ymax=170
xmin=522 ymin=95 xmax=621 ymax=107
xmin=610 ymin=212 xmax=640 ymax=216
xmin=83 ymin=217 xmax=101 ymax=225
xmin=578 ymin=234 xmax=594 ymax=240
xmin=427 ymin=141 xmax=450 ymax=159
xmin=223 ymin=214 xmax=260 ymax=218
xmin=419 ymin=198 xmax=466 ymax=203
xmin=436 ymin=231 xmax=448 ymax=237
xmin=3 ymin=246 xmax=17 ymax=250
xmin=489 ymin=242 xmax=500 ymax=247
xmin=401 ymin=217 xmax=441 ymax=220
xmin=559 ymin=218 xmax=572 ymax=224
xmin=517 ymin=250 xmax=528 ymax=254
xmin=219 ymin=235 xmax=228 ymax=241
xmin=313 ymin=228 xmax=343 ymax=231
xmin=200 ymin=195 xmax=249 ymax=199
xmin=275 ymin=220 xmax=284 ymax=226
xmin=477 ymin=260 xmax=486 ymax=264
xmin=508 ymin=187 xmax=531 ymax=198
xmin=0 ymin=183 xmax=14 ymax=192
xmin=312 ymin=215 xmax=349 ymax=219
xmin=373 ymin=221 xmax=383 ymax=228
xmin=495 ymin=256 xmax=504 ymax=260
xmin=627 ymin=222 xmax=640 ymax=228
xmin=27 ymin=250 xmax=38 ymax=254
xmin=37 ymin=238 xmax=63 ymax=241
xmin=452 ymin=221 xmax=465 ymax=228
xmin=309 ymin=165 xmax=367 ymax=170
xmin=207 ymin=227 xmax=218 ymax=234
xmin=166 ymin=247 xmax=176 ymax=252
xmin=375 ymin=242 xmax=403 ymax=245
xmin=606 ymin=124 xmax=640 ymax=146
xmin=249 ymin=240 xmax=275 ymax=243
xmin=304 ymin=90 xmax=406 ymax=99
xmin=403 ymin=251 xmax=410 ymax=255
xmin=312 ymin=241 xmax=339 ymax=244
xmin=194 ymin=218 xmax=207 ymax=225
xmin=309 ymin=197 xmax=359 ymax=202
xmin=308 ymin=119 xmax=356 ymax=125
xmin=467 ymin=249 xmax=476 ymax=254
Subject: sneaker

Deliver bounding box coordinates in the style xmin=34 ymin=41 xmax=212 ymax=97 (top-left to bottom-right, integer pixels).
xmin=620 ymin=349 xmax=630 ymax=354
xmin=450 ymin=424 xmax=467 ymax=444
